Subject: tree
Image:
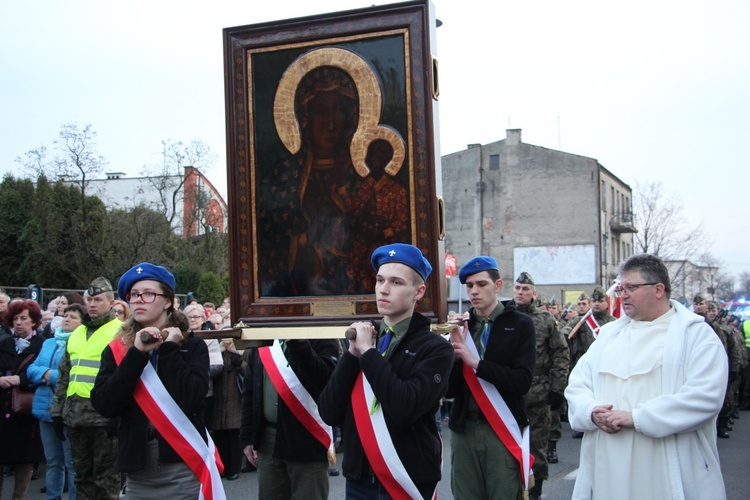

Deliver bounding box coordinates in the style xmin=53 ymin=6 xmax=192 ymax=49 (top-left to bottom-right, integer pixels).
xmin=197 ymin=271 xmax=225 ymax=306
xmin=0 ymin=175 xmax=35 ymax=284
xmin=140 ymin=139 xmax=217 ymax=231
xmin=738 ymin=272 xmax=750 ymax=297
xmin=15 ymin=123 xmax=107 ymax=223
xmin=633 ymin=181 xmax=710 ymax=262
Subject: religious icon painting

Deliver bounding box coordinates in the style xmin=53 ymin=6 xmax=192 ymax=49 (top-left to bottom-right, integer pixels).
xmin=224 ymin=0 xmax=446 ymax=328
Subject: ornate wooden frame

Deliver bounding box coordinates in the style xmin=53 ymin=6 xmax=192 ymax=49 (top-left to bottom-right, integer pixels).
xmin=223 ymin=0 xmax=445 ymax=330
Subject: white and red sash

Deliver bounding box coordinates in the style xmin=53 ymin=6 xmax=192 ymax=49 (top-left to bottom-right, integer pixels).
xmin=351 ymin=371 xmax=439 ymax=500
xmin=258 ymin=340 xmax=335 ymax=463
xmin=108 ymin=339 xmax=226 ymax=500
xmin=462 ymin=335 xmax=534 ymax=490
xmin=585 ymin=313 xmax=602 ymax=337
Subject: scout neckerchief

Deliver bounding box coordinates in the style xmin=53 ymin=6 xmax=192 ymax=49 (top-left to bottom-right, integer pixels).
xmin=258 ymin=339 xmax=335 ymax=463
xmin=108 ymin=339 xmax=226 ymax=500
xmin=462 ymin=327 xmax=534 ymax=492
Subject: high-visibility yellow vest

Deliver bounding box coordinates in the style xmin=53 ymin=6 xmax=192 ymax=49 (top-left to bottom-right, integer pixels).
xmin=66 ymin=318 xmax=122 ymax=398
xmin=744 ymin=320 xmax=750 ymax=348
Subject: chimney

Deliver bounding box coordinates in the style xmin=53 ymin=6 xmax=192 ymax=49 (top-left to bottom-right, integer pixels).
xmin=506 ymin=129 xmax=522 ymax=145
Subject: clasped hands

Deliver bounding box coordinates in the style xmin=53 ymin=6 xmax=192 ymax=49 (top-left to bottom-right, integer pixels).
xmin=347 ymin=322 xmax=377 ymax=358
xmin=0 ymin=375 xmax=20 ymax=389
xmin=591 ymin=404 xmax=634 ymax=433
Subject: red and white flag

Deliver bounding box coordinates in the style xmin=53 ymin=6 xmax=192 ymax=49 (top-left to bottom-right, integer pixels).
xmin=585 ymin=313 xmax=602 ymax=337
xmin=606 ymin=280 xmax=622 ymax=319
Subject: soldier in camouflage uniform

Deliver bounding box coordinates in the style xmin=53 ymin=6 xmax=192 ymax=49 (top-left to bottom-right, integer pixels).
xmin=51 ymin=278 xmax=122 ymax=499
xmin=513 ymin=273 xmax=569 ymax=500
xmin=545 ymin=298 xmax=568 ymax=460
xmin=707 ymin=301 xmax=741 ymax=438
xmin=561 ymin=293 xmax=591 ymax=369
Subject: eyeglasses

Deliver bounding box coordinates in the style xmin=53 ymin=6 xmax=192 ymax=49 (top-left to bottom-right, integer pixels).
xmin=125 ymin=292 xmax=166 ymax=303
xmin=114 ymin=309 xmax=125 ymax=316
xmin=187 ymin=315 xmax=205 ymax=321
xmin=614 ymin=283 xmax=658 ymax=296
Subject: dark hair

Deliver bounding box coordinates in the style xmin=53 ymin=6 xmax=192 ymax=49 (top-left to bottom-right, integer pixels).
xmin=618 ymin=253 xmax=672 ymax=298
xmin=62 ymin=291 xmax=85 ymax=306
xmin=5 ymin=299 xmax=43 ymax=329
xmin=64 ymin=303 xmax=86 ymax=319
xmin=487 ymin=268 xmax=502 ymax=282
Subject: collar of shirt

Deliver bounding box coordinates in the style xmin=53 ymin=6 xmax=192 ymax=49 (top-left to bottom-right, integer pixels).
xmin=378 ymin=317 xmax=411 ymax=357
xmin=470 ymin=301 xmax=504 ymax=336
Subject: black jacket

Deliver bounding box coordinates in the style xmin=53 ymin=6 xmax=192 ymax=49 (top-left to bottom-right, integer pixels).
xmin=239 ymin=339 xmax=339 ymax=462
xmin=447 ymin=300 xmax=536 ymax=431
xmin=91 ymin=334 xmax=209 ymax=472
xmin=318 ymin=312 xmax=454 ymax=488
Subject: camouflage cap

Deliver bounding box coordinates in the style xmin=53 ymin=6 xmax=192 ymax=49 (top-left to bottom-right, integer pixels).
xmin=87 ymin=277 xmax=113 ymax=296
xmin=577 ymin=292 xmax=590 ymax=302
xmin=515 ymin=272 xmax=535 ymax=285
xmin=548 ymin=298 xmax=560 ymax=307
xmin=591 ymin=286 xmax=607 ymax=301
xmin=707 ymin=301 xmax=719 ymax=310
xmin=535 ymin=294 xmax=547 ymax=307
xmin=693 ymin=293 xmax=707 ymax=304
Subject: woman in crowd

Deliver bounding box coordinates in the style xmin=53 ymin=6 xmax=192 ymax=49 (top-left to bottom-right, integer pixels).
xmin=43 ymin=292 xmax=85 ymax=339
xmin=91 ymin=263 xmax=215 ymax=498
xmin=211 ymin=338 xmax=245 ymax=480
xmin=0 ymin=299 xmax=46 ymax=499
xmin=28 ymin=303 xmax=85 ymax=500
xmin=112 ymin=300 xmax=130 ymax=322
xmin=184 ymin=304 xmax=223 ymax=430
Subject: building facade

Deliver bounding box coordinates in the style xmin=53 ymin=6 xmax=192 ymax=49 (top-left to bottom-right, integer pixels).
xmin=442 ymin=129 xmax=636 ymax=303
xmin=79 ymin=166 xmax=227 ymax=238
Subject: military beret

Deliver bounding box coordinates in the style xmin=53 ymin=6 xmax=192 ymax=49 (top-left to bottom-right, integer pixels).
xmin=591 ymin=286 xmax=607 ymax=301
xmin=516 ymin=272 xmax=535 ymax=285
xmin=459 ymin=256 xmax=499 ymax=284
xmin=87 ymin=277 xmax=113 ymax=297
xmin=577 ymin=292 xmax=590 ymax=302
xmin=117 ymin=262 xmax=176 ymax=299
xmin=370 ymin=243 xmax=432 ymax=281
xmin=693 ymin=293 xmax=707 ymax=304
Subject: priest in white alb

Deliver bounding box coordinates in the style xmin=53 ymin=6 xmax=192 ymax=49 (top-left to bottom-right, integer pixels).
xmin=565 ymin=253 xmax=728 ymax=500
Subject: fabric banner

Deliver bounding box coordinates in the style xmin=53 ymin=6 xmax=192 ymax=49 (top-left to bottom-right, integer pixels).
xmin=109 ymin=340 xmax=226 ymax=500
xmin=462 ymin=337 xmax=534 ymax=490
xmin=258 ymin=340 xmax=335 ymax=463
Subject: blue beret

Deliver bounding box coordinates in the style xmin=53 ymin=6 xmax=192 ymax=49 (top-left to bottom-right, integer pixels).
xmin=117 ymin=262 xmax=176 ymax=299
xmin=459 ymin=256 xmax=499 ymax=284
xmin=370 ymin=243 xmax=432 ymax=281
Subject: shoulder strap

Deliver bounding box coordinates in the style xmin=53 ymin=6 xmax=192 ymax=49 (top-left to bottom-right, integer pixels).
xmin=15 ymin=353 xmax=36 ymax=375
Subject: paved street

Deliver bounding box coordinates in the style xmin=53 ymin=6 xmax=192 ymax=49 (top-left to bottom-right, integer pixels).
xmin=5 ymin=415 xmax=749 ymax=499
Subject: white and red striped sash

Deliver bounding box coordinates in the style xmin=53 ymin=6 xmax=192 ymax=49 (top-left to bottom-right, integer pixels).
xmin=257 ymin=340 xmax=335 ymax=463
xmin=351 ymin=371 xmax=439 ymax=500
xmin=108 ymin=339 xmax=226 ymax=500
xmin=462 ymin=337 xmax=534 ymax=489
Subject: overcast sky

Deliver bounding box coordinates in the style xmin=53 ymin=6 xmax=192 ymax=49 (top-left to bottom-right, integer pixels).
xmin=1 ymin=0 xmax=748 ymax=281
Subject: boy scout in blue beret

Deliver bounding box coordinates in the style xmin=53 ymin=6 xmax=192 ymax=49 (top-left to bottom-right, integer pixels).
xmin=446 ymin=256 xmax=537 ymax=499
xmin=319 ymin=243 xmax=454 ymax=499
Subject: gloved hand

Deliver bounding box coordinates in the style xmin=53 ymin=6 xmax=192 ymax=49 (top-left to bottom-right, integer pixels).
xmin=549 ymin=391 xmax=566 ymax=411
xmin=52 ymin=416 xmax=66 ymax=441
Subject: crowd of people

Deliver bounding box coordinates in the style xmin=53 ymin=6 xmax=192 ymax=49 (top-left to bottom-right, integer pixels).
xmin=0 ymin=249 xmax=747 ymax=500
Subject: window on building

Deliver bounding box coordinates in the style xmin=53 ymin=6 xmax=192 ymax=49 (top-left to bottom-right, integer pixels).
xmin=489 ymin=154 xmax=500 ymax=170
xmin=611 ymin=187 xmax=615 ymax=213
xmin=601 ymin=180 xmax=606 ymax=208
